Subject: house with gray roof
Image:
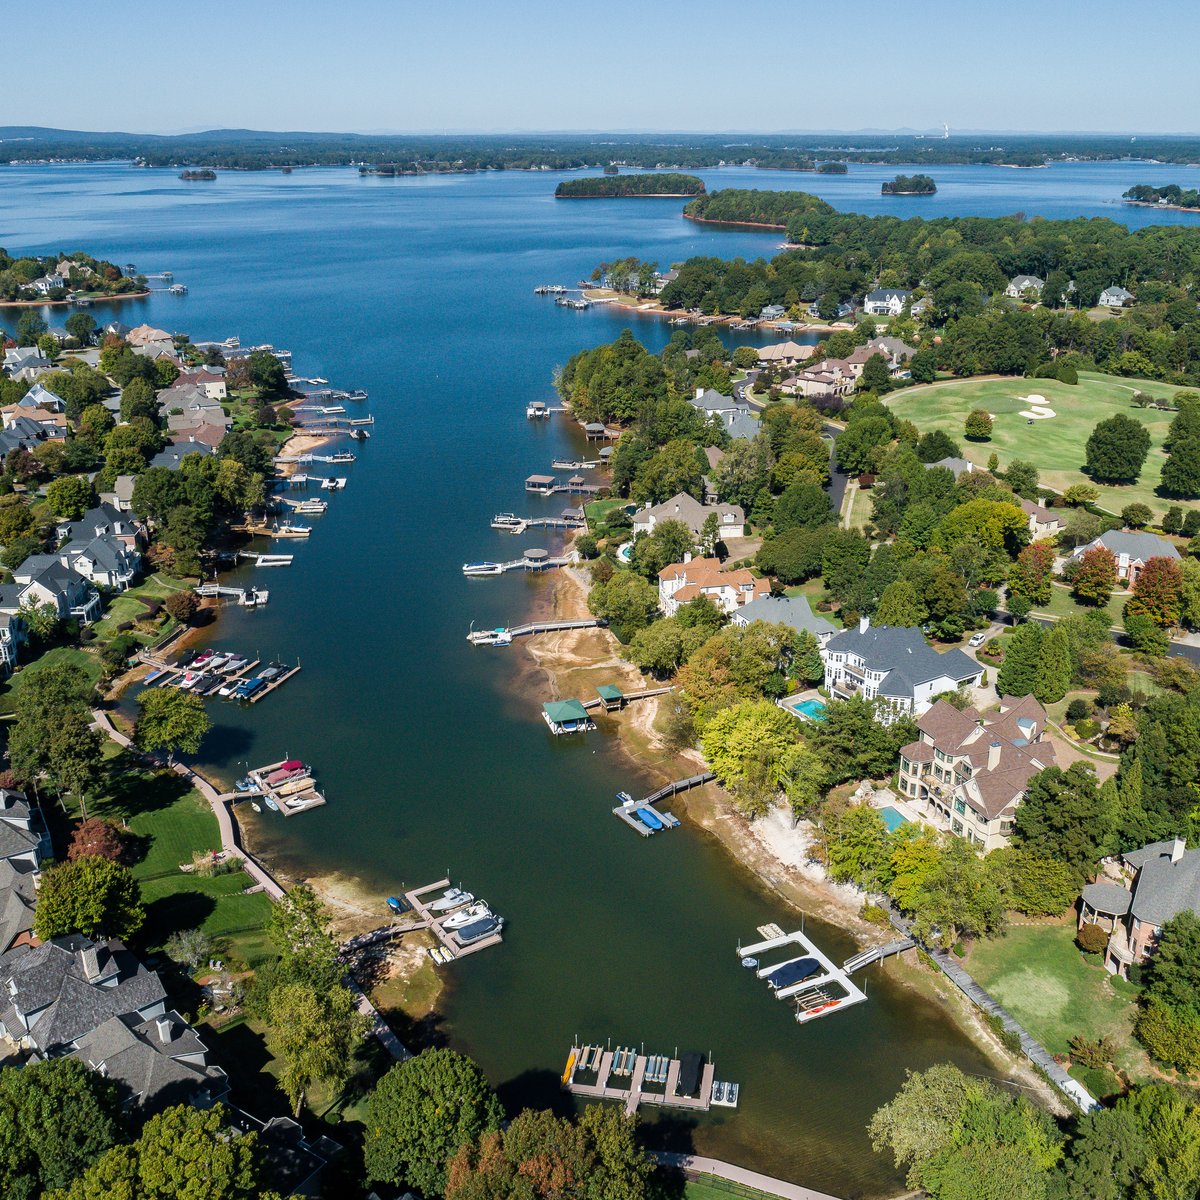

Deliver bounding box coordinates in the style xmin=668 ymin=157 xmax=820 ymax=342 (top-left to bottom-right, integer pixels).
xmin=632 ymin=492 xmax=745 ymax=541
xmin=731 ymin=594 xmax=837 ymax=647
xmin=1099 ymin=285 xmax=1134 ymax=308
xmin=863 ymin=288 xmax=912 ymax=317
xmin=924 ymin=456 xmax=976 ymax=477
xmin=1006 ymin=274 xmax=1045 ymax=299
xmin=1081 ymin=838 xmax=1200 ymax=977
xmin=58 ymin=503 xmax=143 ymax=549
xmin=2 ymin=347 xmax=52 ymax=378
xmin=61 ymin=534 xmax=141 ymax=591
xmin=689 ymin=387 xmax=741 ymax=416
xmin=5 ymin=557 xmax=102 ymax=624
xmin=150 ymin=442 xmax=217 ymax=471
xmin=20 ymin=381 xmax=66 ymax=413
xmin=0 ymin=789 xmax=50 ymax=870
xmin=821 ymin=617 xmax=984 ymax=723
xmin=1071 ymin=529 xmax=1180 ymax=587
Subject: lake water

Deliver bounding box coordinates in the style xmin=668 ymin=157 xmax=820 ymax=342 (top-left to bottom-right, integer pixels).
xmin=2 ymin=158 xmax=1190 ymax=1195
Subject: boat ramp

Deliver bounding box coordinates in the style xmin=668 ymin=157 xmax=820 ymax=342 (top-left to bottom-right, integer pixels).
xmin=238 ymin=758 xmax=326 ymax=818
xmin=466 ymin=618 xmax=605 ymax=646
xmin=462 ymin=549 xmax=576 ymax=576
xmin=562 ymin=1044 xmax=736 ymax=1115
xmin=736 ymin=927 xmax=869 ymax=1024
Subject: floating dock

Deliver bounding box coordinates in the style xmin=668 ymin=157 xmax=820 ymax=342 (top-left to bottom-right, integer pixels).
xmin=524 ymin=474 xmax=601 ymax=496
xmin=467 ymin=618 xmax=605 ymax=645
xmin=194 ymin=584 xmax=270 ymax=607
xmin=562 ymin=1044 xmax=735 ymax=1115
xmin=247 ymin=664 xmax=301 ymax=704
xmin=462 ymin=550 xmax=576 ymax=576
xmin=244 ymin=758 xmax=326 ymax=817
xmin=612 ymin=795 xmax=680 ymax=837
xmin=736 ymin=928 xmax=868 ymax=1023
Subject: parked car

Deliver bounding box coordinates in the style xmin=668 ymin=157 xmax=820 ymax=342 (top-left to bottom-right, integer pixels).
xmin=968 ymin=632 xmax=987 ymax=648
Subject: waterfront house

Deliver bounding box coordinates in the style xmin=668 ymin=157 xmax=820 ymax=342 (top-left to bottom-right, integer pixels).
xmin=2 ymin=347 xmax=52 ymax=379
xmin=1082 ymin=839 xmax=1200 ymax=977
xmin=0 ymin=613 xmax=25 ymax=675
xmin=1099 ymin=285 xmax=1134 ymax=308
xmin=730 ymin=594 xmax=837 ymax=647
xmin=757 ymin=341 xmax=814 ymax=367
xmin=897 ymin=694 xmax=1055 ymax=849
xmin=1070 ymin=529 xmax=1179 ymax=586
xmin=542 ymin=699 xmax=595 ymax=735
xmin=5 ymin=557 xmax=103 ymax=624
xmin=149 ymin=442 xmax=217 ymax=471
xmin=126 ymin=323 xmax=173 ymax=348
xmin=863 ymin=288 xmax=912 ymax=317
xmin=178 ymin=367 xmax=228 ymax=400
xmin=57 ymin=503 xmax=144 ymax=550
xmin=820 ymin=618 xmax=984 ymax=723
xmin=658 ymin=557 xmax=770 ymax=616
xmin=1019 ymin=498 xmax=1065 ymax=539
xmin=632 ymin=493 xmax=745 ymax=540
xmin=60 ymin=534 xmax=142 ymax=591
xmin=1005 ymin=275 xmax=1045 ymax=299
xmin=0 ymin=789 xmax=50 ymax=871
xmin=29 ymin=273 xmax=65 ymax=295
xmin=760 ymin=304 xmax=787 ymax=321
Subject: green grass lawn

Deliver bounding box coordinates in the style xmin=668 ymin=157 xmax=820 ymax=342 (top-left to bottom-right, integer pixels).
xmin=682 ymin=1178 xmax=775 ymax=1200
xmin=91 ymin=573 xmax=186 ymax=645
xmin=967 ymin=924 xmax=1150 ymax=1089
xmin=1029 ymin=582 xmax=1126 ymax=627
xmin=888 ymin=372 xmax=1194 ymax=517
xmin=0 ymin=646 xmax=103 ymax=715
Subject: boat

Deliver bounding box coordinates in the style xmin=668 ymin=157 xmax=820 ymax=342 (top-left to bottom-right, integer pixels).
xmin=740 ymin=957 xmax=759 ymax=969
xmin=233 ymin=677 xmax=266 ymax=700
xmin=143 ymin=669 xmax=163 ymax=685
xmin=263 ymin=796 xmax=279 ymax=812
xmin=429 ymin=887 xmax=471 ymax=913
xmin=442 ymin=902 xmax=493 ymax=930
xmin=766 ymin=957 xmax=821 ymax=990
xmin=235 ymin=776 xmax=256 ymax=792
xmin=462 ymin=562 xmax=503 ymax=576
xmin=386 ymin=896 xmax=408 ymax=915
xmin=266 ymin=760 xmax=305 ymax=786
xmin=726 ymin=1082 xmax=739 ymax=1105
xmin=251 ymin=802 xmax=261 ymax=813
xmin=349 ymin=428 xmax=370 ymax=440
xmin=616 ymin=791 xmax=634 ymax=805
xmin=636 ymin=808 xmax=663 ymax=832
xmin=454 ymin=915 xmax=502 ymax=945
xmin=320 ymin=477 xmax=347 ymax=490
xmin=561 ymin=1051 xmax=577 ymax=1083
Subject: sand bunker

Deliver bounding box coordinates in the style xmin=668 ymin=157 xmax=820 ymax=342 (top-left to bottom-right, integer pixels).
xmin=1018 ymin=393 xmax=1056 ymax=419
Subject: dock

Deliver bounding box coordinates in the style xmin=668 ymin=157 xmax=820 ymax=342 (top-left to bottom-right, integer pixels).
xmin=643 ymin=771 xmax=716 ymax=807
xmin=550 ymin=458 xmax=601 ymax=470
xmin=462 ymin=550 xmax=576 ymax=576
xmin=467 ymin=618 xmax=605 ymax=645
xmin=247 ymin=664 xmax=301 ymax=704
xmin=194 ymin=584 xmax=270 ymax=607
xmin=237 ymin=552 xmax=294 ymax=567
xmin=524 ymin=474 xmax=601 ymax=496
xmin=274 ymin=451 xmax=357 ymax=465
xmin=562 ymin=1044 xmax=734 ymax=1114
xmin=612 ymin=796 xmax=681 ymax=836
xmin=491 ymin=513 xmax=585 ymax=534
xmin=395 ymin=878 xmax=505 ymax=961
xmin=842 ymin=939 xmax=915 ymax=974
xmin=736 ymin=927 xmax=868 ymax=1023
xmin=280 ymin=497 xmax=328 ymax=514
xmin=243 ymin=757 xmax=326 ymax=817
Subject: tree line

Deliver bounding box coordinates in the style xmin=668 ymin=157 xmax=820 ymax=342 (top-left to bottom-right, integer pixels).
xmin=555 ymin=173 xmax=704 ymax=198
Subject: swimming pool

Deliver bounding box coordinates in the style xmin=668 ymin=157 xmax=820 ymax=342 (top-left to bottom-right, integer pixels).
xmin=788 ymin=698 xmax=828 ymax=721
xmin=879 ymin=806 xmax=910 ymax=833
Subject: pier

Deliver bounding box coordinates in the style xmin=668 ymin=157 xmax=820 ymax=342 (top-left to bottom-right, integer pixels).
xmin=736 ymin=928 xmax=868 ymax=1023
xmin=612 ymin=795 xmax=681 ymax=836
xmin=353 ymin=879 xmax=504 ymax=962
xmin=490 ymin=512 xmax=586 ymax=534
xmin=247 ymin=664 xmax=301 ymax=704
xmin=642 ymin=771 xmax=716 ymax=806
xmin=550 ymin=458 xmax=601 ymax=470
xmin=467 ymin=618 xmax=605 ymax=645
xmin=241 ymin=757 xmax=326 ymax=817
xmin=842 ymin=939 xmax=915 ymax=974
xmin=237 ymin=552 xmax=294 ymax=567
xmin=274 ymin=451 xmax=357 ymax=465
xmin=462 ymin=550 xmax=576 ymax=576
xmin=524 ymin=474 xmax=601 ymax=496
xmin=194 ymin=584 xmax=270 ymax=607
xmin=562 ymin=1044 xmax=734 ymax=1114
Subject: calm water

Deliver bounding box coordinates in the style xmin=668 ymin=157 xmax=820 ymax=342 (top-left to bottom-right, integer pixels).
xmin=3 ymin=159 xmax=1191 ymax=1194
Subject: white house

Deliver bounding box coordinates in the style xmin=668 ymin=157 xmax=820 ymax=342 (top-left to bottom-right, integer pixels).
xmin=61 ymin=535 xmax=142 ymax=591
xmin=1099 ymin=285 xmax=1134 ymax=308
xmin=862 ymin=288 xmax=912 ymax=317
xmin=820 ymin=618 xmax=984 ymax=723
xmin=1019 ymin=498 xmax=1065 ymax=539
xmin=29 ymin=274 xmax=65 ymax=295
xmin=632 ymin=492 xmax=745 ymax=540
xmin=1005 ymin=275 xmax=1045 ymax=299
xmin=658 ymin=557 xmax=770 ymax=616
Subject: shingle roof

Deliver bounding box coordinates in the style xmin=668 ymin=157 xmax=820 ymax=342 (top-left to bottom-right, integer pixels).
xmin=640 ymin=493 xmax=744 ymax=536
xmin=827 ymin=623 xmax=981 ymax=697
xmin=690 ymin=388 xmax=739 ymax=414
xmin=1087 ymin=530 xmax=1180 ymax=563
xmin=734 ymin=595 xmax=836 ymax=639
xmin=1129 ymin=847 xmax=1200 ymax=926
xmin=1082 ymin=882 xmax=1132 ymax=916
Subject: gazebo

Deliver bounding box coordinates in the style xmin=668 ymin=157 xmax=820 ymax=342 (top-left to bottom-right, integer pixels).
xmin=595 ymin=684 xmax=625 ymax=713
xmin=1079 ymin=881 xmax=1132 ymax=933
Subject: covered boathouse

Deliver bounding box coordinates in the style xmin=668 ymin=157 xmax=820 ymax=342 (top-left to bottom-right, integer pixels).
xmin=542 ymin=699 xmax=595 ymax=735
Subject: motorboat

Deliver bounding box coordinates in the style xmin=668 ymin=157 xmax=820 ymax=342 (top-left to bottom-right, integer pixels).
xmin=429 ymin=887 xmax=471 ymax=913
xmin=263 ymin=796 xmax=279 ymax=812
xmin=235 ymin=776 xmax=256 ymax=792
xmin=320 ymin=477 xmax=347 ymax=491
xmin=636 ymin=808 xmax=663 ymax=832
xmin=442 ymin=902 xmax=492 ymax=930
xmin=616 ymin=791 xmax=633 ymax=805
xmin=455 ymin=915 xmax=503 ymax=945
xmin=251 ymin=802 xmax=261 ymax=813
xmin=386 ymin=896 xmax=408 ymax=915
xmin=765 ymin=957 xmax=820 ymax=990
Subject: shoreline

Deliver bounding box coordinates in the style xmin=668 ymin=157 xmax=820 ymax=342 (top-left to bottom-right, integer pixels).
xmin=683 ymin=212 xmax=787 ymax=232
xmin=525 ymin=553 xmax=1060 ymax=1107
xmin=0 ymin=289 xmax=151 ymax=308
xmin=1124 ymin=198 xmax=1200 ymax=214
xmin=581 ymin=289 xmax=849 ymax=333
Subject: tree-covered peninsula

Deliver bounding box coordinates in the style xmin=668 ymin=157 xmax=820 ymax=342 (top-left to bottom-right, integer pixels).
xmin=882 ymin=173 xmax=937 ymax=195
xmin=682 ymin=189 xmax=836 ymax=230
xmin=1124 ymin=183 xmax=1200 ymax=211
xmin=555 ymin=173 xmax=704 ymax=198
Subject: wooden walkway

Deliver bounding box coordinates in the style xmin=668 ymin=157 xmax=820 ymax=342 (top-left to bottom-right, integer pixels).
xmin=643 ymin=771 xmax=716 ymax=806
xmin=843 ymin=938 xmax=915 ymax=974
xmin=580 ymin=686 xmax=674 ymax=711
xmin=651 ymin=1152 xmax=843 ymax=1200
xmin=467 ymin=618 xmax=604 ymax=644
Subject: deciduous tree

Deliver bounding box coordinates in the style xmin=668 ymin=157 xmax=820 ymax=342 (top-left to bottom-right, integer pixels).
xmin=1085 ymin=414 xmax=1151 ymax=483
xmin=33 ymin=856 xmax=144 ymax=942
xmin=134 ymin=687 xmax=211 ymax=761
xmin=1072 ymin=545 xmax=1118 ymax=605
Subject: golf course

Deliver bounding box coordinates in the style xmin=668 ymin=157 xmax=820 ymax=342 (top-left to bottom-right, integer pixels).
xmin=886 ymin=372 xmax=1196 ymax=516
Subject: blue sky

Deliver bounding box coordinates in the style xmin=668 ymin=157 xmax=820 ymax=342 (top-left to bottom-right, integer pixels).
xmin=13 ymin=0 xmax=1200 ymax=134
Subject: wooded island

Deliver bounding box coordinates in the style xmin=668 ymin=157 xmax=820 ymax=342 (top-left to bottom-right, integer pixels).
xmin=555 ymin=173 xmax=705 ymax=198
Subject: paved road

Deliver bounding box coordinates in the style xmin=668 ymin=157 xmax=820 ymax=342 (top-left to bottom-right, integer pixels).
xmin=822 ymin=423 xmax=850 ymax=517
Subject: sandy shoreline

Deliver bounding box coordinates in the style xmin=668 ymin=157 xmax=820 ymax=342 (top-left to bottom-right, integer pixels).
xmin=0 ymin=289 xmax=151 ymax=308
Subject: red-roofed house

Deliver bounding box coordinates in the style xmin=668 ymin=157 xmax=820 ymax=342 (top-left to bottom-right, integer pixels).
xmin=658 ymin=558 xmax=771 ymax=617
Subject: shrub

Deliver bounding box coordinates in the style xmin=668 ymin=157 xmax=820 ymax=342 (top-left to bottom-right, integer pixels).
xmin=860 ymin=902 xmax=891 ymax=927
xmin=575 ymin=534 xmax=599 ymax=559
xmin=1077 ymin=922 xmax=1109 ymax=954
xmin=1066 ymin=698 xmax=1091 ymax=722
xmin=1073 ymin=719 xmax=1102 ymax=740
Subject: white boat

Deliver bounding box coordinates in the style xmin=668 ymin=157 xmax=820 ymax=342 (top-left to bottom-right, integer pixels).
xmin=442 ymin=902 xmax=492 ymax=930
xmin=429 ymin=887 xmax=473 ymax=913
xmin=320 ymin=477 xmax=347 ymax=491
xmin=251 ymin=802 xmax=262 ymax=813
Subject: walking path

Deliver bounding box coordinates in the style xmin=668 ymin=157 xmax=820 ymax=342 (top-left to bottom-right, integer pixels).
xmin=652 ymin=1152 xmax=843 ymax=1200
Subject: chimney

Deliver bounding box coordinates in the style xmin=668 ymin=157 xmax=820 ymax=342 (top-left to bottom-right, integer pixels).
xmin=1172 ymin=837 xmax=1187 ymax=864
xmin=987 ymin=741 xmax=1002 ymax=770
xmin=80 ymin=945 xmax=101 ymax=981
xmin=858 ymin=616 xmax=870 ymax=635
xmin=695 ymin=386 xmax=704 ymax=399
xmin=156 ymin=1015 xmax=174 ymax=1044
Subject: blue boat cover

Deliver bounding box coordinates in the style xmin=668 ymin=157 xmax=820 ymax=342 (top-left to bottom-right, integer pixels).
xmin=637 ymin=808 xmax=663 ymax=830
xmin=766 ymin=957 xmax=820 ymax=989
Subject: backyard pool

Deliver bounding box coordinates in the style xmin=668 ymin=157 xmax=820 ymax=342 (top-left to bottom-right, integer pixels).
xmin=786 ymin=697 xmax=828 ymax=722
xmin=878 ymin=806 xmax=910 ymax=834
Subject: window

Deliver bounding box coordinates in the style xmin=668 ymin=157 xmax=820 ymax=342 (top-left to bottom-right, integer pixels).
xmin=953 ymin=799 xmax=966 ymax=816
xmin=952 ymin=819 xmax=963 ymax=834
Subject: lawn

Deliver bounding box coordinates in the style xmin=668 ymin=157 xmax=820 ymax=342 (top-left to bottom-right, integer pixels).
xmin=91 ymin=572 xmax=187 ymax=645
xmin=0 ymin=646 xmax=103 ymax=715
xmin=967 ymin=924 xmax=1149 ymax=1090
xmin=887 ymin=372 xmax=1194 ymax=517
xmin=682 ymin=1178 xmax=775 ymax=1200
xmin=1028 ymin=582 xmax=1126 ymax=627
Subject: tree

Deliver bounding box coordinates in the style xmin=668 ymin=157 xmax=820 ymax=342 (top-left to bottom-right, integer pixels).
xmin=164 ymin=928 xmax=216 ymax=973
xmin=627 ymin=618 xmax=706 ymax=677
xmin=1008 ymin=541 xmax=1055 ymax=606
xmin=66 ymin=817 xmax=126 ymax=862
xmin=699 ymin=698 xmax=799 ymax=817
xmin=134 ymin=688 xmax=211 ymax=761
xmin=809 ymin=696 xmax=917 ymax=785
xmin=987 ymin=847 xmax=1077 ymax=916
xmin=33 ymin=856 xmax=144 ymax=942
xmin=587 ymin=571 xmax=659 ymax=636
xmin=996 ymin=621 xmax=1043 ymax=696
xmin=1004 ymin=459 xmax=1039 ymax=498
xmin=889 ymin=834 xmax=1006 ymax=945
xmin=45 ymin=474 xmax=95 ymax=520
xmin=47 ymin=1104 xmax=262 ymax=1200
xmin=119 ymin=377 xmax=157 ymax=424
xmin=935 ymin=499 xmax=1029 ymax=557
xmin=1124 ymin=611 xmax=1170 ymax=656
xmin=868 ymin=1063 xmax=977 ymax=1183
xmin=1085 ymin=414 xmax=1151 ymax=483
xmin=1072 ymin=546 xmax=1118 ymax=606
xmin=267 ymin=981 xmax=368 ymax=1115
xmin=0 ymin=1057 xmax=123 ymax=1200
xmin=1161 ymin=436 xmax=1200 ymax=498
xmin=756 ymin=526 xmax=828 ymax=584
xmin=161 ymin=589 xmax=199 ymax=624
xmin=964 ymin=409 xmax=993 ymax=440
xmin=630 ymin=439 xmax=704 ymax=504
xmin=1014 ymin=763 xmax=1111 ymax=882
xmin=861 ymin=352 xmax=891 ymax=394
xmin=1125 ymin=556 xmax=1183 ymax=628
xmin=822 ymin=803 xmax=891 ymax=889
xmin=246 ymin=348 xmax=289 ymax=397
xmin=909 ymin=349 xmax=938 ymax=383
xmin=837 ymin=415 xmax=893 ymax=475
xmin=1121 ymin=502 xmax=1153 ymax=529
xmin=876 ymin=579 xmax=927 ymax=626
xmin=1064 ymin=483 xmax=1100 ymax=507
xmin=773 ymin=481 xmax=833 ymax=532
xmin=364 ymin=1048 xmax=504 ymax=1197
xmin=1035 ymin=623 xmax=1073 ymax=704
xmin=15 ymin=310 xmax=47 ymax=346
xmin=64 ymin=312 xmax=97 ymax=345
xmin=266 ymin=882 xmax=341 ymax=993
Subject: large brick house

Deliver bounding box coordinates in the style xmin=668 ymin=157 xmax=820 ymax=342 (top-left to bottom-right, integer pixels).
xmin=897 ymin=695 xmax=1055 ymax=849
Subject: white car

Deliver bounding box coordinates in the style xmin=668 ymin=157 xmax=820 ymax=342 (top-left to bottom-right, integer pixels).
xmin=968 ymin=632 xmax=987 ymax=648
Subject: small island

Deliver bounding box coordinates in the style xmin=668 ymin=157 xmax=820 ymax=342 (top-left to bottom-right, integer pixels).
xmin=179 ymin=168 xmax=217 ymax=181
xmin=882 ymin=173 xmax=937 ymax=195
xmin=817 ymin=161 xmax=848 ymax=174
xmin=555 ymin=172 xmax=705 ymax=199
xmin=1124 ymin=183 xmax=1200 ymax=211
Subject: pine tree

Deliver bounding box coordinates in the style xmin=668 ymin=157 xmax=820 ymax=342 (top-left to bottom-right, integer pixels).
xmin=1034 ymin=624 xmax=1072 ymax=704
xmin=997 ymin=622 xmax=1043 ymax=696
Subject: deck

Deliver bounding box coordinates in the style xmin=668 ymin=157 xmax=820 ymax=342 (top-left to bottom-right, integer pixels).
xmin=737 ymin=927 xmax=868 ymax=1023
xmin=467 ymin=618 xmax=605 ymax=645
